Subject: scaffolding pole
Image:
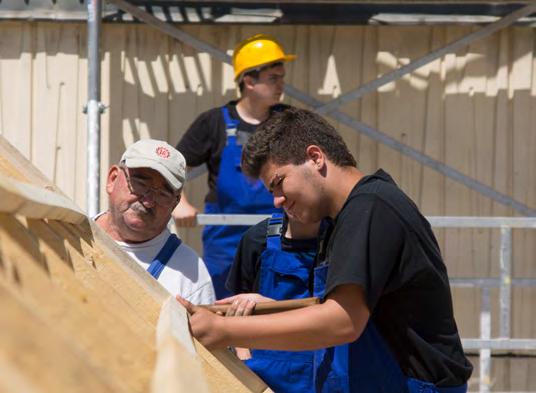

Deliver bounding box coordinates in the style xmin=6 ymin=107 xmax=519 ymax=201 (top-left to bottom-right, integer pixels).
xmin=86 ymin=0 xmax=102 ymax=217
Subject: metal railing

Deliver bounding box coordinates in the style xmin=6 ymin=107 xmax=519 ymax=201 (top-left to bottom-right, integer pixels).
xmin=429 ymin=217 xmax=536 ymax=393
xmin=193 ymin=215 xmax=536 ymax=392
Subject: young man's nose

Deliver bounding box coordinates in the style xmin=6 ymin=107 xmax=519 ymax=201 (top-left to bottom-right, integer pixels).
xmin=273 ymin=195 xmax=286 ymax=209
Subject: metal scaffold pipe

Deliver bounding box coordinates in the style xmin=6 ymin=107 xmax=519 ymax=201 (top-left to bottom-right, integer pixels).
xmin=86 ymin=0 xmax=102 ymax=217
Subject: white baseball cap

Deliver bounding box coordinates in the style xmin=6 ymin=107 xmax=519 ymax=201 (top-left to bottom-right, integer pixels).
xmin=120 ymin=139 xmax=186 ymax=192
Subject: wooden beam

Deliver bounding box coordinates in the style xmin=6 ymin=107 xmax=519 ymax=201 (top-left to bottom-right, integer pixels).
xmin=0 ymin=172 xmax=86 ymax=224
xmin=151 ymin=296 xmax=209 ymax=393
xmin=199 ymin=346 xmax=274 ymax=393
xmin=0 ymin=280 xmax=130 ymax=393
xmin=0 ymin=136 xmax=60 ymax=191
xmin=26 ymin=217 xmax=156 ymax=340
xmin=0 ymin=214 xmax=156 ymax=393
xmin=30 ymin=208 xmax=269 ymax=392
xmin=73 ymin=215 xmax=272 ymax=392
xmin=0 ymin=133 xmax=270 ymax=391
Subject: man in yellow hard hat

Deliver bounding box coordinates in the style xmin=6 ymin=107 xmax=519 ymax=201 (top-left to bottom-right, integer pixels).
xmin=173 ymin=34 xmax=296 ymax=299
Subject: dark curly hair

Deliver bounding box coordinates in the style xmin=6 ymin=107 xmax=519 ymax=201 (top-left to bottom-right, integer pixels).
xmin=241 ymin=107 xmax=356 ymax=178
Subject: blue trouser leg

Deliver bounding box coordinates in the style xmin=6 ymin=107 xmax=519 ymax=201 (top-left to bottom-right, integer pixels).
xmin=202 ymin=251 xmax=233 ymax=299
xmin=246 ymin=351 xmax=314 ymax=393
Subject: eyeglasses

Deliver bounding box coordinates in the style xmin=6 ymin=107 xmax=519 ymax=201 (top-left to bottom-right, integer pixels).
xmin=120 ymin=166 xmax=179 ymax=206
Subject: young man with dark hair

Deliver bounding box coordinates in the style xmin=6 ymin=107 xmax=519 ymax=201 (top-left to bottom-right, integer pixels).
xmin=173 ymin=34 xmax=296 ymax=299
xmin=178 ymin=107 xmax=473 ymax=392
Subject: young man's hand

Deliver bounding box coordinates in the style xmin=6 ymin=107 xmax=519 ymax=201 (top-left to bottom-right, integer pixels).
xmin=213 ymin=294 xmax=274 ymax=360
xmin=177 ymin=296 xmax=234 ymax=349
xmin=215 ymin=293 xmax=273 ymax=317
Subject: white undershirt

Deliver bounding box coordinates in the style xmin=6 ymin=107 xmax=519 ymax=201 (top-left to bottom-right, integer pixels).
xmin=95 ymin=212 xmax=215 ymax=305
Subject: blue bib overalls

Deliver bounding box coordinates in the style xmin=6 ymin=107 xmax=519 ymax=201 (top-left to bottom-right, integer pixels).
xmin=245 ymin=213 xmax=315 ymax=393
xmin=202 ymin=106 xmax=280 ymax=299
xmin=312 ymin=265 xmax=468 ymax=393
xmin=146 ymin=234 xmax=182 ymax=280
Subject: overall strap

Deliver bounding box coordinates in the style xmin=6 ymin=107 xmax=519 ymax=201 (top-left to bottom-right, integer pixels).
xmin=221 ymin=106 xmax=240 ymax=138
xmin=266 ymin=213 xmax=284 ymax=250
xmin=146 ymin=234 xmax=182 ymax=280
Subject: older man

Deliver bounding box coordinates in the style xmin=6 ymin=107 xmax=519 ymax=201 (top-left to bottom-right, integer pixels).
xmin=96 ymin=139 xmax=215 ymax=305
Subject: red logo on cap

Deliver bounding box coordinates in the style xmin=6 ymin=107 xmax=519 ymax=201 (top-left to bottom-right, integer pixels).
xmin=155 ymin=146 xmax=170 ymax=159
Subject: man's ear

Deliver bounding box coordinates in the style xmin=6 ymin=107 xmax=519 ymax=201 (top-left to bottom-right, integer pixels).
xmin=106 ymin=165 xmax=120 ymax=194
xmin=305 ymin=145 xmax=325 ymax=171
xmin=242 ymin=74 xmax=256 ymax=91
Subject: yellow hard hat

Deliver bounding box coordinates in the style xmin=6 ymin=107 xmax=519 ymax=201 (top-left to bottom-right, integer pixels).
xmin=232 ymin=34 xmax=296 ymax=81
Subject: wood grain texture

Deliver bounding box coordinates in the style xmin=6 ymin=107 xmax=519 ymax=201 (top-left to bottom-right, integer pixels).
xmin=0 ymin=281 xmax=129 ymax=393
xmin=152 ymin=297 xmax=209 ymax=393
xmin=0 ymin=134 xmax=270 ymax=391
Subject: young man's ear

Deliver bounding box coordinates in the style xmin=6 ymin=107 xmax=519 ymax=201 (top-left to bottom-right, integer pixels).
xmin=305 ymin=145 xmax=325 ymax=170
xmin=242 ymin=74 xmax=257 ymax=91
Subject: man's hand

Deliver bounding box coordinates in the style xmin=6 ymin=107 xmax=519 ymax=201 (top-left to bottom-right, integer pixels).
xmin=172 ymin=196 xmax=199 ymax=227
xmin=176 ymin=296 xmax=228 ymax=349
xmin=215 ymin=293 xmax=273 ymax=317
xmin=215 ymin=294 xmax=274 ymax=359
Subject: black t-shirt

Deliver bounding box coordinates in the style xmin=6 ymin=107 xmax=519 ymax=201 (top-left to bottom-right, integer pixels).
xmin=226 ymin=218 xmax=318 ymax=294
xmin=323 ymin=169 xmax=473 ymax=387
xmin=176 ymin=101 xmax=288 ymax=203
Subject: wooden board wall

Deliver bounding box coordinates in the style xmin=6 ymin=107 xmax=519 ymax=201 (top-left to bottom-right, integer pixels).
xmin=0 ymin=21 xmax=535 ymax=390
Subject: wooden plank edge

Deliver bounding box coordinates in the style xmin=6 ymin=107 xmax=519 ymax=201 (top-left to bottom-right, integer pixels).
xmin=0 ymin=172 xmax=86 ymax=224
xmin=0 ymin=135 xmax=60 ymax=192
xmin=152 ymin=296 xmax=209 ymax=393
xmin=156 ymin=296 xmax=196 ymax=355
xmin=87 ymin=223 xmax=269 ymax=391
xmin=194 ymin=345 xmax=269 ymax=393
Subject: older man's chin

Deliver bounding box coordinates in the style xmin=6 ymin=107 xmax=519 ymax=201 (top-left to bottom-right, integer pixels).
xmin=122 ymin=209 xmax=156 ymax=229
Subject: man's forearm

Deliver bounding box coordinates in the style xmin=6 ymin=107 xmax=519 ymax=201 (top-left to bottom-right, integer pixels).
xmin=219 ymin=297 xmax=368 ymax=351
xmin=180 ymin=284 xmax=370 ymax=350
